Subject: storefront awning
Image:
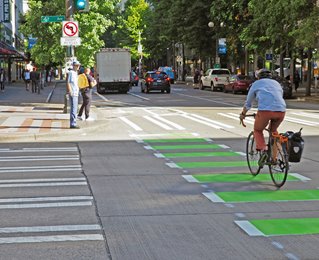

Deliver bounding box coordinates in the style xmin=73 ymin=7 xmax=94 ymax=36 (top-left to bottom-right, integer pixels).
xmin=0 ymin=41 xmax=27 ymax=60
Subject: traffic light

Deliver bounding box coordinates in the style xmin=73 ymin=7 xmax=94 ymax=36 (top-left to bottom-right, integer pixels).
xmin=75 ymin=0 xmax=89 ymax=12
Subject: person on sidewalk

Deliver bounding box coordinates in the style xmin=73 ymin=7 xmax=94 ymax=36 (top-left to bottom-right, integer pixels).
xmin=293 ymin=70 xmax=301 ymax=92
xmin=30 ymin=68 xmax=40 ymax=93
xmin=67 ymin=61 xmax=81 ymax=129
xmin=24 ymin=69 xmax=31 ymax=91
xmin=78 ymin=68 xmax=96 ymax=121
xmin=0 ymin=68 xmax=6 ymax=92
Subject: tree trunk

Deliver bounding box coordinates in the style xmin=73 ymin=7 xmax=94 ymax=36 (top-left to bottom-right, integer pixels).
xmin=306 ymin=49 xmax=312 ymax=96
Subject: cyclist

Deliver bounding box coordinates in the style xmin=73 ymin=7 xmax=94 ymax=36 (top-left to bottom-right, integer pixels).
xmin=239 ymin=69 xmax=286 ymax=153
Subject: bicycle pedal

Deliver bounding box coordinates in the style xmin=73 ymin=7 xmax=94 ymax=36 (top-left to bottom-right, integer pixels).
xmin=258 ymin=152 xmax=268 ymax=167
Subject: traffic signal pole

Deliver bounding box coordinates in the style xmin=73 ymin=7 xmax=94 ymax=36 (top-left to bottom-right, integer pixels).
xmin=64 ymin=0 xmax=74 ymax=113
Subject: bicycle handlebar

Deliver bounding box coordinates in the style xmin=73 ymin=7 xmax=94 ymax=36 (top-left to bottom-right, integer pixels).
xmin=239 ymin=113 xmax=256 ymax=127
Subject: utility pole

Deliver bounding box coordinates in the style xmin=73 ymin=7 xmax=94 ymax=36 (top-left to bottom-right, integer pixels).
xmin=64 ymin=0 xmax=73 ymax=113
xmin=65 ymin=0 xmax=74 ymax=57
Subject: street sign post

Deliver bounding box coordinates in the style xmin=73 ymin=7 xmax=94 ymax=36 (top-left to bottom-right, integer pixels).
xmin=41 ymin=16 xmax=65 ymax=23
xmin=61 ymin=37 xmax=81 ymax=46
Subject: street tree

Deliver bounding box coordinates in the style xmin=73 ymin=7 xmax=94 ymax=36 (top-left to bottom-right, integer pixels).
xmin=111 ymin=0 xmax=150 ymax=64
xmin=20 ymin=0 xmax=116 ymax=68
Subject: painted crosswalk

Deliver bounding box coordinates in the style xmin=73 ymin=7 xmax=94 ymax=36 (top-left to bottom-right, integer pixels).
xmin=1 ymin=106 xmax=319 ymax=134
xmin=116 ymin=108 xmax=319 ymax=134
xmin=0 ymin=144 xmax=105 ymax=246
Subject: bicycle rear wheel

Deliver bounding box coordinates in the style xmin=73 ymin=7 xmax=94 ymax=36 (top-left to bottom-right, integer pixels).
xmin=246 ymin=132 xmax=261 ymax=176
xmin=269 ymin=142 xmax=289 ymax=187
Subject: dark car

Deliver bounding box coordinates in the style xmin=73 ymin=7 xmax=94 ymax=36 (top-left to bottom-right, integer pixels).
xmin=247 ymin=75 xmax=293 ymax=99
xmin=131 ymin=71 xmax=139 ymax=86
xmin=224 ymin=74 xmax=254 ymax=94
xmin=141 ymin=71 xmax=171 ymax=93
xmin=272 ymin=76 xmax=293 ymax=99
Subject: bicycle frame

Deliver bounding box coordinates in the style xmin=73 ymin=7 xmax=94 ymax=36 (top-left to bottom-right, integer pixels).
xmin=244 ymin=113 xmax=289 ymax=187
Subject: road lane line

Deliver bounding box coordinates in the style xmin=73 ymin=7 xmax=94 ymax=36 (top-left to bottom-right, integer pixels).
xmin=154 ymin=115 xmax=185 ymax=130
xmin=292 ymin=112 xmax=319 ymax=119
xmin=285 ymin=116 xmax=318 ymax=126
xmin=128 ymin=92 xmax=150 ymax=101
xmin=0 ymin=168 xmax=82 ymax=173
xmin=0 ymin=157 xmax=79 ymax=162
xmin=0 ymin=182 xmax=87 ymax=188
xmin=189 ymin=114 xmax=234 ymax=128
xmin=202 ymin=192 xmax=225 ymax=202
xmin=0 ymin=224 xmax=101 ymax=233
xmin=234 ymin=221 xmax=265 ymax=236
xmin=0 ymin=234 xmax=104 ymax=244
xmin=144 ymin=116 xmax=173 ymax=130
xmin=181 ymin=114 xmax=226 ymax=129
xmin=175 ymin=93 xmax=238 ymax=106
xmin=0 ymin=165 xmax=81 ymax=170
xmin=0 ymin=201 xmax=92 ymax=209
xmin=0 ymin=196 xmax=93 ymax=203
xmin=119 ymin=117 xmax=143 ymax=131
xmin=182 ymin=175 xmax=199 ymax=183
xmin=22 ymin=147 xmax=77 ymax=151
xmin=0 ymin=177 xmax=86 ymax=183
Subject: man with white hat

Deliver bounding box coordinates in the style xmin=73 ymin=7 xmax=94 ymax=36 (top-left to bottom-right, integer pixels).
xmin=67 ymin=61 xmax=81 ymax=129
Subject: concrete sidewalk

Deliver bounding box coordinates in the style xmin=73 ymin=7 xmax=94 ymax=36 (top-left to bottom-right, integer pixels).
xmin=0 ymin=80 xmax=104 ymax=143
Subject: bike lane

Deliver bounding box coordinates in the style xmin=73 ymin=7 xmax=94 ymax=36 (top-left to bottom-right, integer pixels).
xmin=140 ymin=136 xmax=319 ymax=259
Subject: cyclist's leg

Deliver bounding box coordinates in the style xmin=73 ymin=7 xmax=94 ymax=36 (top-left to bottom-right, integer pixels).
xmin=254 ymin=111 xmax=271 ymax=151
xmin=269 ymin=112 xmax=286 ymax=161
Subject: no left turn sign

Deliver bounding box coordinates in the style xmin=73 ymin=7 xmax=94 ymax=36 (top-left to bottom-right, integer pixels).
xmin=62 ymin=21 xmax=79 ymax=37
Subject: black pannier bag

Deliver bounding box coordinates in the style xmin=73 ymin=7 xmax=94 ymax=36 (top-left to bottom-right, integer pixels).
xmin=284 ymin=128 xmax=304 ymax=162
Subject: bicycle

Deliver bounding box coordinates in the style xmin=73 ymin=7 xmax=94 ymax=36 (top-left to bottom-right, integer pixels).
xmin=241 ymin=113 xmax=289 ymax=187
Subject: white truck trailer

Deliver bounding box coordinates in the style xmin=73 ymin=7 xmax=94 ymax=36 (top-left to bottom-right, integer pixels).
xmin=95 ymin=48 xmax=131 ymax=94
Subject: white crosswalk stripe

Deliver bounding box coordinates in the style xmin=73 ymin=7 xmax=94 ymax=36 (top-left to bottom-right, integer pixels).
xmin=115 ymin=107 xmax=319 ymax=133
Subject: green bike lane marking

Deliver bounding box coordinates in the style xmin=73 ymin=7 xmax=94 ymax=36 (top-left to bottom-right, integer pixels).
xmin=182 ymin=173 xmax=309 ymax=183
xmin=156 ymin=151 xmax=241 ymax=158
xmin=235 ymin=218 xmax=319 ymax=237
xmin=203 ymin=189 xmax=319 ymax=203
xmin=175 ymin=161 xmax=248 ymax=168
xmin=143 ymin=138 xmax=212 ymax=143
xmin=150 ymin=144 xmax=223 ymax=150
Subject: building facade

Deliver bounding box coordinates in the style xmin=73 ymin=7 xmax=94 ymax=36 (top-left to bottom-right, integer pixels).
xmin=0 ymin=0 xmax=27 ymax=82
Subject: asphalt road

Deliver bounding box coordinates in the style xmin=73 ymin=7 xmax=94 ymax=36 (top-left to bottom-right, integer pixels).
xmin=0 ymin=81 xmax=319 ymax=259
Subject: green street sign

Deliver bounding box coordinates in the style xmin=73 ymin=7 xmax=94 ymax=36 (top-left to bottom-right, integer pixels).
xmin=41 ymin=16 xmax=65 ymax=23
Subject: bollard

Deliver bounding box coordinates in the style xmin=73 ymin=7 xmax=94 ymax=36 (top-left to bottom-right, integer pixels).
xmin=63 ymin=93 xmax=69 ymax=113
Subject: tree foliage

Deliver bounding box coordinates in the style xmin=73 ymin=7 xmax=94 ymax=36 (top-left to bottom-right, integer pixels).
xmin=20 ymin=0 xmax=117 ymax=67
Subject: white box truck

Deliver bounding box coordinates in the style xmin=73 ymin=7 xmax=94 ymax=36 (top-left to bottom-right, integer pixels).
xmin=95 ymin=48 xmax=131 ymax=94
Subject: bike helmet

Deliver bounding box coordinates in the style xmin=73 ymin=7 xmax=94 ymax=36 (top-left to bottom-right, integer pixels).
xmin=257 ymin=69 xmax=272 ymax=79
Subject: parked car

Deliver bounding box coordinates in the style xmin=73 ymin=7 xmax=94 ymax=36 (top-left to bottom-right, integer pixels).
xmin=131 ymin=71 xmax=139 ymax=86
xmin=141 ymin=71 xmax=171 ymax=94
xmin=224 ymin=74 xmax=254 ymax=94
xmin=200 ymin=68 xmax=231 ymax=91
xmin=158 ymin=66 xmax=175 ymax=83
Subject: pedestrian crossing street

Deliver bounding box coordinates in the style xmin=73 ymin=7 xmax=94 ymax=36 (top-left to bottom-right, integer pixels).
xmin=0 ymin=144 xmax=104 ymax=247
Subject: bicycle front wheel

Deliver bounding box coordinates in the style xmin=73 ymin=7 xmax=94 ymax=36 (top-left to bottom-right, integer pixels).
xmin=269 ymin=143 xmax=289 ymax=187
xmin=246 ymin=131 xmax=261 ymax=176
